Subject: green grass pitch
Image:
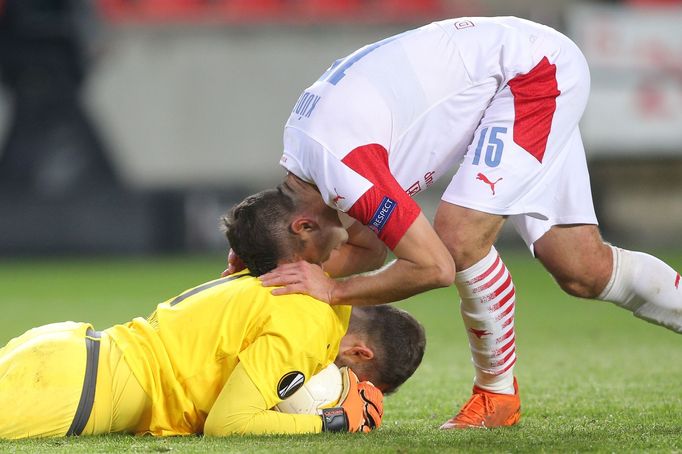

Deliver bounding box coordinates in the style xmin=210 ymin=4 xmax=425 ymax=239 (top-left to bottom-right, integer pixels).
xmin=1 ymin=251 xmax=682 ymax=453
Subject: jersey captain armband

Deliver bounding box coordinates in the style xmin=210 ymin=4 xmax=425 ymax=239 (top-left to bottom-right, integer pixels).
xmin=342 ymin=144 xmax=421 ymax=250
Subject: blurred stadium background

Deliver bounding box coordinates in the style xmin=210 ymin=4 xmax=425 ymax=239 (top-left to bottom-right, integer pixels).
xmin=0 ymin=0 xmax=680 ymax=256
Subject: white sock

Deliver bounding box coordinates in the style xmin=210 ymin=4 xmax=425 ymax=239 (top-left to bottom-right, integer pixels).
xmin=599 ymin=245 xmax=682 ymax=332
xmin=457 ymin=246 xmax=517 ymax=395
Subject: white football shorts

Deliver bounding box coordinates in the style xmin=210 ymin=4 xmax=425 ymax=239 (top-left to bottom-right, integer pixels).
xmin=441 ymin=31 xmax=598 ymax=253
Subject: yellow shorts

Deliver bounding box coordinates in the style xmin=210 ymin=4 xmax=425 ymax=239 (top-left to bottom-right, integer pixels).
xmin=0 ymin=322 xmax=92 ymax=439
xmin=0 ymin=322 xmax=150 ymax=439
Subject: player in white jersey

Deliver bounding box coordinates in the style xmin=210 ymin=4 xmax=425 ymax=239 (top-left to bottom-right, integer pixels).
xmin=259 ymin=17 xmax=682 ymax=429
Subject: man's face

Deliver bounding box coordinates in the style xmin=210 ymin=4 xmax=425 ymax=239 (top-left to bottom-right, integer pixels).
xmin=311 ymin=203 xmax=349 ymax=264
xmin=288 ymin=174 xmax=348 ymax=265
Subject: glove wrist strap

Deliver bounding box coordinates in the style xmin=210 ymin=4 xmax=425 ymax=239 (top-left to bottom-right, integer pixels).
xmin=321 ymin=407 xmax=349 ymax=432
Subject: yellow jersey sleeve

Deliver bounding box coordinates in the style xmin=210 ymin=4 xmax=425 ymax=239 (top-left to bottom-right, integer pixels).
xmin=204 ymin=362 xmax=322 ymax=435
xmin=238 ymin=295 xmax=350 ymax=410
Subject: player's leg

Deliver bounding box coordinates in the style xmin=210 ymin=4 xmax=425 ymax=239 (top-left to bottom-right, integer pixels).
xmin=433 ymin=49 xmax=572 ymax=431
xmin=533 ymin=224 xmax=612 ymax=298
xmin=436 ymin=21 xmax=592 ymax=429
xmin=534 ymin=224 xmax=682 ymax=331
xmin=434 ymin=202 xmax=521 ymax=429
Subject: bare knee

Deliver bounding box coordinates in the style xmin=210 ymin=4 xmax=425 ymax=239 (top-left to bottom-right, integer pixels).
xmin=534 ymin=225 xmax=613 ymax=299
xmin=542 ymin=250 xmax=613 ymax=299
xmin=553 ymin=274 xmax=605 ymax=299
xmin=435 ymin=226 xmax=483 ymax=268
xmin=434 ymin=202 xmax=505 ymax=270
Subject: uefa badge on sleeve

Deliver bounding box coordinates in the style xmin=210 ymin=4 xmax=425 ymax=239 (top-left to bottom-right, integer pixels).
xmin=276 ymin=371 xmax=306 ymax=399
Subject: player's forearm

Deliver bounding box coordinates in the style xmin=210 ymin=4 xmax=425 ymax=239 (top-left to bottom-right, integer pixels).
xmin=204 ymin=364 xmax=323 ymax=436
xmin=205 ymin=408 xmax=322 ymax=436
xmin=330 ymin=258 xmax=448 ymax=306
xmin=331 ymin=215 xmax=456 ymax=305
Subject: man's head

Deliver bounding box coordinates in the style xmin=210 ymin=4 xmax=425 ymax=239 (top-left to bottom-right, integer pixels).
xmin=335 ymin=305 xmax=426 ymax=394
xmin=222 ymin=176 xmax=347 ymax=276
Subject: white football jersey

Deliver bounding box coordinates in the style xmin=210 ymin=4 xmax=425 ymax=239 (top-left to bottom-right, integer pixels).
xmin=281 ymin=17 xmax=588 ymax=249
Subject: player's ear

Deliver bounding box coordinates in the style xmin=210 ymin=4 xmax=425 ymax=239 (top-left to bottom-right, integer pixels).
xmin=290 ymin=216 xmax=320 ymax=236
xmin=345 ymin=345 xmax=374 ymax=361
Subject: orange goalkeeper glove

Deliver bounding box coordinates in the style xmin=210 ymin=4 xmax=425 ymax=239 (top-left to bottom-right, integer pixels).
xmin=321 ymin=366 xmax=383 ymax=433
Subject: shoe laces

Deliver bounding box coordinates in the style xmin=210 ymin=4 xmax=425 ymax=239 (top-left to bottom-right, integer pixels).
xmin=454 ymin=393 xmax=495 ymax=427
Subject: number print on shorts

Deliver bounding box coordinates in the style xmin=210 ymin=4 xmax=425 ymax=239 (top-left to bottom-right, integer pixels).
xmin=472 ymin=127 xmax=507 ymax=167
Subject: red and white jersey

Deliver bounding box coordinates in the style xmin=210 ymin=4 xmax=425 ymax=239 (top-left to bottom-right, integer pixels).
xmin=281 ymin=17 xmax=592 ymax=249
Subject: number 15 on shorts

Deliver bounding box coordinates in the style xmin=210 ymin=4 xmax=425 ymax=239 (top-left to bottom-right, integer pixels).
xmin=472 ymin=127 xmax=507 ymax=167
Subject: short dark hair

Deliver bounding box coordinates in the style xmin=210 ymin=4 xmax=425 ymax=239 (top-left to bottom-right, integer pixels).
xmin=222 ymin=187 xmax=300 ymax=276
xmin=350 ymin=305 xmax=426 ymax=394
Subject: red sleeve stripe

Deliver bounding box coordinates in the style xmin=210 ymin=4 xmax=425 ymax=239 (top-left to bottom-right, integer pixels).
xmin=341 ymin=144 xmax=421 ymax=250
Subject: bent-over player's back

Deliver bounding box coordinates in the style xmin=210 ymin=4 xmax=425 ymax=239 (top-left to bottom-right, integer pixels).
xmin=282 ymin=17 xmax=572 ymax=212
xmin=284 ymin=19 xmax=472 ymax=163
xmin=106 ymin=270 xmax=350 ymax=435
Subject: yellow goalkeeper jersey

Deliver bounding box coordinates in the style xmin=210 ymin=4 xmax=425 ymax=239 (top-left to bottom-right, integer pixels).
xmin=105 ymin=270 xmax=351 ymax=436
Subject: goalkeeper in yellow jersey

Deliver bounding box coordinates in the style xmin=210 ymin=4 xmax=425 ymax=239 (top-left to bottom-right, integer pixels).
xmin=0 ymin=186 xmax=426 ymax=439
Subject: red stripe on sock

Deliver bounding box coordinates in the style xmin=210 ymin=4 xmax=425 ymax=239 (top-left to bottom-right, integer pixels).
xmin=481 ymin=273 xmax=512 ymax=303
xmin=490 ymin=287 xmax=516 ymax=312
xmin=493 ymin=347 xmax=516 ymax=367
xmin=501 ymin=315 xmax=514 ymax=328
xmin=496 ymin=301 xmax=515 ymax=321
xmin=496 ymin=335 xmax=516 ymax=356
xmin=474 ymin=262 xmax=506 ymax=293
xmin=496 ymin=327 xmax=514 ymax=343
xmin=497 ymin=356 xmax=517 ymax=375
xmin=491 ymin=273 xmax=512 ymax=298
xmin=500 ymin=347 xmax=516 ymax=365
xmin=466 ymin=255 xmax=501 ymax=285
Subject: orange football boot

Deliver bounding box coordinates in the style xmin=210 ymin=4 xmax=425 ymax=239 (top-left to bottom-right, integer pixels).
xmin=440 ymin=378 xmax=520 ymax=429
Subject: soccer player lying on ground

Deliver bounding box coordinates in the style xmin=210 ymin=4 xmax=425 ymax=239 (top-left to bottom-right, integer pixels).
xmin=256 ymin=17 xmax=682 ymax=429
xmin=0 ymin=189 xmax=426 ymax=439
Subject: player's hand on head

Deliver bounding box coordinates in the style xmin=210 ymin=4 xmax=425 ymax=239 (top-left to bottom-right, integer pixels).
xmin=221 ymin=249 xmax=246 ymax=277
xmin=321 ymin=366 xmax=383 ymax=433
xmin=259 ymin=261 xmax=336 ymax=304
